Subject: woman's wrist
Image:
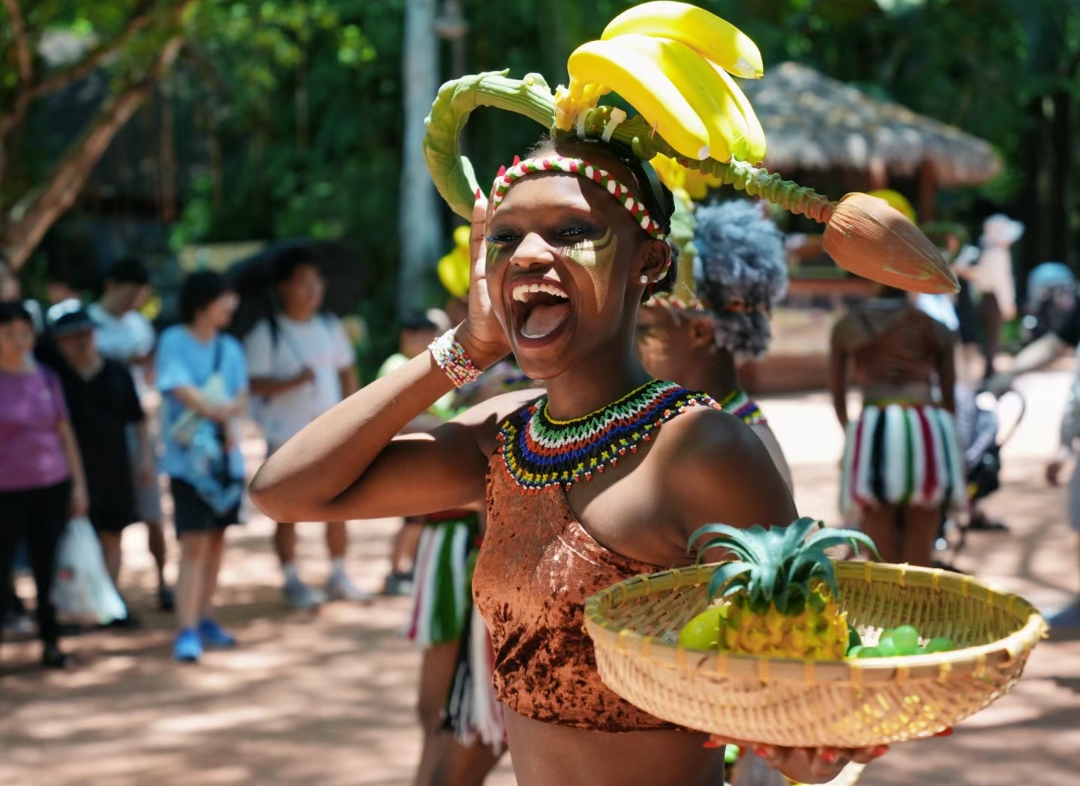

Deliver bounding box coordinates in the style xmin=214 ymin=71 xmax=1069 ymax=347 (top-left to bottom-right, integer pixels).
xmin=429 ymin=329 xmax=484 ymax=389
xmin=453 ymin=323 xmax=507 ymax=372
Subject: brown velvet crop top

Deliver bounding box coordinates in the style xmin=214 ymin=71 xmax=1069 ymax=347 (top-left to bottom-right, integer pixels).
xmin=471 ymin=443 xmax=679 ymax=732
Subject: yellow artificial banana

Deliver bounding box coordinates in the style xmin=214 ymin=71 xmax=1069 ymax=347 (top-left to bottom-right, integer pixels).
xmin=710 ymin=63 xmax=767 ymax=163
xmin=602 ymin=1 xmax=764 ymax=80
xmin=567 ymin=38 xmax=712 ymax=161
xmin=615 ymin=34 xmax=739 ymax=163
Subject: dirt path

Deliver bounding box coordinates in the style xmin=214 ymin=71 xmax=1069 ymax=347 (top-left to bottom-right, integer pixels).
xmin=1 ymin=373 xmax=1077 ymax=786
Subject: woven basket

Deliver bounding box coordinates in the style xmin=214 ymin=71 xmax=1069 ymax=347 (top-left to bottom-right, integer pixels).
xmin=584 ymin=561 xmax=1046 ymax=748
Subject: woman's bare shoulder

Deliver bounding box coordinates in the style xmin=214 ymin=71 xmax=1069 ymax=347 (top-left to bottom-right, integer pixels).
xmin=450 ymin=387 xmax=546 ymax=455
xmin=654 ymin=406 xmax=797 ymax=534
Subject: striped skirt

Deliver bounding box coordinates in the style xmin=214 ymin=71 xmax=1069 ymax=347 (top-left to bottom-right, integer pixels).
xmin=840 ymin=403 xmax=966 ymax=519
xmin=406 ymin=512 xmax=479 ymax=648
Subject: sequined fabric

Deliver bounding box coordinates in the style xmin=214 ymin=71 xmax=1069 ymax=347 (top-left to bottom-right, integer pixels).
xmin=473 ymin=447 xmax=682 ymax=732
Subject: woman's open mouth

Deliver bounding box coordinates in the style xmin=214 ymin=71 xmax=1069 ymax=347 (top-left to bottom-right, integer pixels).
xmin=510 ymin=280 xmax=572 ymax=341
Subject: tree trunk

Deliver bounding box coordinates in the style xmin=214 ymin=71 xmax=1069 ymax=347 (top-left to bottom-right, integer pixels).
xmin=398 ymin=0 xmax=442 ymax=318
xmin=0 ymin=36 xmax=186 ymax=270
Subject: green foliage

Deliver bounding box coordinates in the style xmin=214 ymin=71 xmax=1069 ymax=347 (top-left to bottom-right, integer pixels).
xmin=8 ymin=0 xmax=1080 ymax=351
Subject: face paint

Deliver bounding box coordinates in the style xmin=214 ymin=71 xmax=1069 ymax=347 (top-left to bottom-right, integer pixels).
xmin=563 ymin=226 xmax=619 ymax=312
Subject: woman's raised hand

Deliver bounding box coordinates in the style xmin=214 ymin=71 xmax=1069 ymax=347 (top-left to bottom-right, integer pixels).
xmin=456 ymin=191 xmax=511 ymax=369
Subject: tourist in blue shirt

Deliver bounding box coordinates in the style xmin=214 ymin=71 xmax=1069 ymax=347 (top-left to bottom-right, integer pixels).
xmin=157 ymin=271 xmax=247 ymax=663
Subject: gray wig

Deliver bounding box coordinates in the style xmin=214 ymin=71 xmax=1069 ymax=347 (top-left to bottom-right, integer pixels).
xmin=693 ymin=200 xmax=788 ymax=357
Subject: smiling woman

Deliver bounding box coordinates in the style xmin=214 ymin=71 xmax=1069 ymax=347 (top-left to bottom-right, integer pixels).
xmin=249 ymin=5 xmax=911 ymax=785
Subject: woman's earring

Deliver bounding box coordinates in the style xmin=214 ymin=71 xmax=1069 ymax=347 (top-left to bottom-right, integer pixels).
xmin=639 ymin=275 xmax=649 ymax=285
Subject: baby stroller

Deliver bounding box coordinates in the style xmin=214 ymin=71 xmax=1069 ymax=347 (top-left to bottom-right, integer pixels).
xmin=935 ymin=386 xmax=1026 ymax=567
xmin=1023 ymin=262 xmax=1076 ymax=344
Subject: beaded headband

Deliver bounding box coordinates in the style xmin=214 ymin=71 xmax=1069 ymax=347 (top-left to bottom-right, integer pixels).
xmin=490 ymin=155 xmax=668 ymax=242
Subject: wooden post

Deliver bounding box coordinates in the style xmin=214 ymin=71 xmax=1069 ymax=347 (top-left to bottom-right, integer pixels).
xmin=919 ymin=160 xmax=936 ymax=223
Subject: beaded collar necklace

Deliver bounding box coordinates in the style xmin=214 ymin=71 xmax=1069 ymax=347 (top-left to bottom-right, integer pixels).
xmin=717 ymin=387 xmax=767 ymax=427
xmin=497 ymin=379 xmax=716 ymax=492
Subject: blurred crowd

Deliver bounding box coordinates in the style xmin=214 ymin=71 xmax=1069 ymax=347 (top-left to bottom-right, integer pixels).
xmin=0 ymin=249 xmax=451 ymax=667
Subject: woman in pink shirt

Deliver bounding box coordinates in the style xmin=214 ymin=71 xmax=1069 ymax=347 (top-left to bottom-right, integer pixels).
xmin=0 ymin=302 xmax=88 ymax=668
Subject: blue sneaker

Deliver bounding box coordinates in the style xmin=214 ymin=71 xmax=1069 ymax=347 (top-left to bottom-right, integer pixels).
xmin=198 ymin=618 xmax=236 ymax=649
xmin=173 ymin=628 xmax=203 ymax=662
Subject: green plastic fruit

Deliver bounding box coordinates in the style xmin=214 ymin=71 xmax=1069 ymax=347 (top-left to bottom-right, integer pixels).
xmin=924 ymin=637 xmax=957 ymax=653
xmin=678 ymin=604 xmax=729 ymax=650
xmin=877 ymin=633 xmax=897 ymax=657
xmin=847 ymin=645 xmax=864 ymax=658
xmin=725 ymin=744 xmax=740 ymax=764
xmin=891 ymin=625 xmax=921 ymax=655
xmin=855 ymin=646 xmax=881 ymax=658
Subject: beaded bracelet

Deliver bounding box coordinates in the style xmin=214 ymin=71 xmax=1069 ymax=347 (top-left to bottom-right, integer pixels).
xmin=428 ymin=329 xmax=483 ymax=389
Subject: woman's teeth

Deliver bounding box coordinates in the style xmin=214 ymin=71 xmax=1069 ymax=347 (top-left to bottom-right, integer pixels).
xmin=512 ymin=281 xmax=571 ymax=339
xmin=512 ymin=282 xmax=568 ymax=302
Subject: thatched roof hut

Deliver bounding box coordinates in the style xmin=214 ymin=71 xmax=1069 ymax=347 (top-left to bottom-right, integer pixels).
xmin=741 ymin=62 xmax=1002 ymax=191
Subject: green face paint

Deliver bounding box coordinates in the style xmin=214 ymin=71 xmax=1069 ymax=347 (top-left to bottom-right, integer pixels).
xmin=563 ymin=227 xmax=619 ymax=312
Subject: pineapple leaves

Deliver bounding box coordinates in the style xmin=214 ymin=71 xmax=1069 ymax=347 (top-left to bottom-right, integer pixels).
xmin=782 ymin=517 xmax=820 ymax=555
xmin=707 ymin=561 xmax=754 ymax=601
xmin=689 ymin=523 xmax=770 ymax=565
xmin=688 ymin=519 xmax=874 ymax=611
xmin=804 ymin=527 xmax=881 ymax=560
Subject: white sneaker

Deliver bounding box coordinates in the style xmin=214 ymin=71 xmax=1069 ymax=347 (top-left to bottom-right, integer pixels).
xmin=325 ymin=572 xmax=373 ymax=604
xmin=284 ymin=579 xmax=325 ymax=610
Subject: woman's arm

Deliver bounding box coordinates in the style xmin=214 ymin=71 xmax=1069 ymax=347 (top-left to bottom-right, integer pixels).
xmin=749 ymin=423 xmax=793 ymax=495
xmin=171 ymin=385 xmax=242 ymax=424
xmin=250 ymin=370 xmax=314 ymax=399
xmin=56 ymin=420 xmax=88 ymax=517
xmin=249 ymin=341 xmax=523 ymax=524
xmin=250 ymin=194 xmax=513 ymax=525
xmin=937 ymin=323 xmax=957 ymax=413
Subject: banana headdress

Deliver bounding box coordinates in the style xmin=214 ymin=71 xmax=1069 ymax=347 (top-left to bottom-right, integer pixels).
xmin=423 ymin=1 xmax=958 ymax=295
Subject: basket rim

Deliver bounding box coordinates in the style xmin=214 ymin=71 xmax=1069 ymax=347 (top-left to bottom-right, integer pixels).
xmin=584 ymin=560 xmax=1048 ymax=685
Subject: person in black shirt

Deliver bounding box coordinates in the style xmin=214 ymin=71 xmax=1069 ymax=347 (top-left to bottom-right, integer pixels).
xmin=46 ymin=302 xmax=151 ymax=601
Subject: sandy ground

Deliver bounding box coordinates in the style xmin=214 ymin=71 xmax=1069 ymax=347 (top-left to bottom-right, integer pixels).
xmin=1 ymin=371 xmax=1077 ymax=786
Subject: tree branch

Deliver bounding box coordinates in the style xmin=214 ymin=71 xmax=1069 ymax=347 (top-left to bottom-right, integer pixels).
xmin=0 ymin=33 xmax=187 ymax=269
xmin=26 ymin=0 xmax=158 ymax=103
xmin=1 ymin=0 xmax=33 ymax=84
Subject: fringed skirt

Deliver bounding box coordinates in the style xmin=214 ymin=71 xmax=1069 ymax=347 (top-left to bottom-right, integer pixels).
xmin=406 ymin=512 xmax=478 ymax=647
xmin=406 ymin=512 xmax=506 ymax=750
xmin=840 ymin=403 xmax=966 ymax=520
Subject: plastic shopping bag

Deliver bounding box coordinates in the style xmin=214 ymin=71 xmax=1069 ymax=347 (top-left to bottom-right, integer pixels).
xmin=52 ymin=517 xmax=127 ymax=624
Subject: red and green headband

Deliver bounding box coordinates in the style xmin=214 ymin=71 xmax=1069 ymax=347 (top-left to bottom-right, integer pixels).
xmin=490 ymin=155 xmax=668 ymax=241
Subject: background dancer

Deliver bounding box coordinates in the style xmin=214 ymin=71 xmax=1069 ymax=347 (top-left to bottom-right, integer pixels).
xmin=831 ymin=286 xmax=965 ymax=565
xmin=637 ymin=198 xmax=792 ymax=490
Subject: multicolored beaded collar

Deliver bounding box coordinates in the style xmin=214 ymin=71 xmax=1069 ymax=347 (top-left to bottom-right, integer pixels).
xmin=491 ymin=155 xmax=668 ymax=241
xmin=718 ymin=387 xmax=767 ymax=427
xmin=497 ymin=379 xmax=716 ymax=492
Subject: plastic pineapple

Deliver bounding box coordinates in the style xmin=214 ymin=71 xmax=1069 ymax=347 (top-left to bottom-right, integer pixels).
xmin=684 ymin=518 xmax=879 ymax=660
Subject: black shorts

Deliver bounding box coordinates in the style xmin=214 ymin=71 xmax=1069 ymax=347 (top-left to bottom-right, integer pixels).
xmin=89 ymin=499 xmax=137 ymax=534
xmin=170 ymin=478 xmax=241 ymax=537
